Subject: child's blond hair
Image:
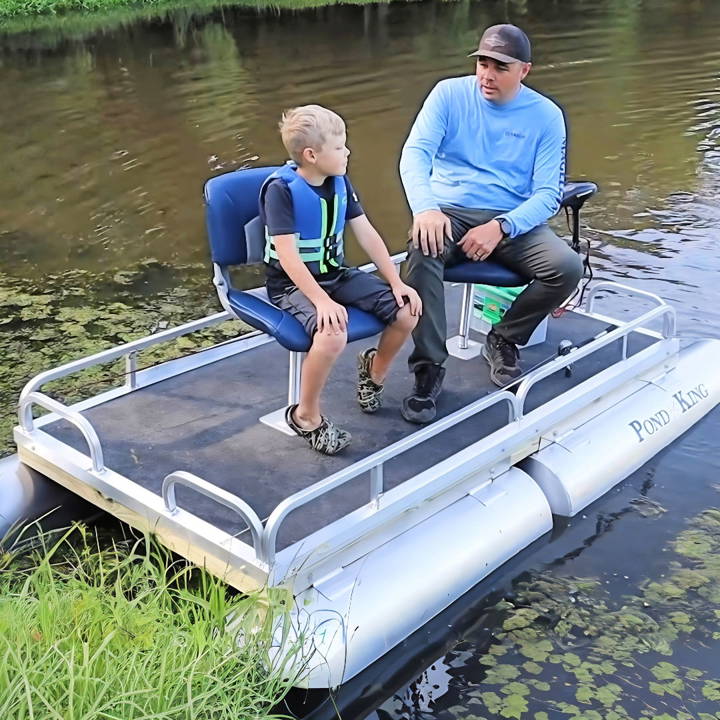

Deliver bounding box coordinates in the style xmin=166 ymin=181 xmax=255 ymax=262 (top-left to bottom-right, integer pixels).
xmin=279 ymin=105 xmax=346 ymax=165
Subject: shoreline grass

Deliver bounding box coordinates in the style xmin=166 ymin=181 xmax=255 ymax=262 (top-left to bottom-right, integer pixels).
xmin=0 ymin=524 xmax=297 ymax=719
xmin=0 ymin=0 xmax=389 ymax=31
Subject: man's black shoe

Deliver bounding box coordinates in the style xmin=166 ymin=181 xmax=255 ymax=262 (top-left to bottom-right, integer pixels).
xmin=401 ymin=364 xmax=446 ymax=424
xmin=482 ymin=330 xmax=521 ymax=387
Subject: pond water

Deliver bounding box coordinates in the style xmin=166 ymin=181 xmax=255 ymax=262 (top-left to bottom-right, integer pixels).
xmin=2 ymin=0 xmax=720 ymax=718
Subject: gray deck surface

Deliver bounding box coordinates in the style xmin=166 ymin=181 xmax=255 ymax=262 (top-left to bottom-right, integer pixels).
xmin=47 ymin=293 xmax=653 ymax=552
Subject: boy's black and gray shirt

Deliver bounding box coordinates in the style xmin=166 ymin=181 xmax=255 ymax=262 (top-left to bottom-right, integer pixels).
xmin=261 ymin=174 xmax=364 ymax=288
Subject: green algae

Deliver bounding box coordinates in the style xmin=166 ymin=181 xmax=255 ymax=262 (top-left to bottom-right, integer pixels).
xmin=0 ymin=263 xmax=249 ymax=458
xmin=453 ymin=508 xmax=720 ymax=719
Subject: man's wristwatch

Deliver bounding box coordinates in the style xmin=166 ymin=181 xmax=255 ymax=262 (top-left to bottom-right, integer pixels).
xmin=496 ymin=217 xmax=512 ymax=239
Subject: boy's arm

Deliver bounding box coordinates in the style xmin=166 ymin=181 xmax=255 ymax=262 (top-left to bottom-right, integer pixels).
xmin=348 ymin=215 xmax=422 ymax=316
xmin=273 ymin=234 xmax=348 ymax=334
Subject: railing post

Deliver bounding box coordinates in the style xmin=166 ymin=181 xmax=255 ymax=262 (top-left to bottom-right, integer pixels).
xmin=125 ymin=351 xmax=138 ymax=389
xmin=370 ymin=465 xmax=384 ymax=508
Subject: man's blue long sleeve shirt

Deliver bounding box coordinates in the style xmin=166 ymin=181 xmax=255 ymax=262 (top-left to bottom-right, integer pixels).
xmin=399 ymin=76 xmax=566 ymax=239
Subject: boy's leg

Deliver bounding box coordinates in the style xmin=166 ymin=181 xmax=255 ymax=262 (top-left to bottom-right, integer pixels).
xmin=267 ymin=284 xmax=346 ymax=430
xmin=373 ymin=305 xmax=417 ymax=382
xmin=291 ymin=329 xmax=352 ymax=455
xmin=328 ymin=269 xmax=415 ymax=412
xmin=328 ymin=269 xmax=405 ymax=352
xmin=295 ymin=330 xmax=347 ymax=429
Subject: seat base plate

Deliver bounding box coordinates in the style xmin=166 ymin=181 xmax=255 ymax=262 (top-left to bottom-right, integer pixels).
xmin=446 ymin=335 xmax=483 ymax=359
xmin=259 ymin=407 xmax=296 ymax=436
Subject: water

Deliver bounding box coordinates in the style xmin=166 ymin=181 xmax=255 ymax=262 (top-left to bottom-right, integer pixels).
xmin=2 ymin=0 xmax=720 ymax=717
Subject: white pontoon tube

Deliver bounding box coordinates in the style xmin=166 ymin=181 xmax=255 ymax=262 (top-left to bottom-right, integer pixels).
xmin=518 ymin=284 xmax=718 ymax=515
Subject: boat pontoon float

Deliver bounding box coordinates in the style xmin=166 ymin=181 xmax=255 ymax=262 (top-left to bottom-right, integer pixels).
xmin=9 ymin=170 xmax=720 ymax=689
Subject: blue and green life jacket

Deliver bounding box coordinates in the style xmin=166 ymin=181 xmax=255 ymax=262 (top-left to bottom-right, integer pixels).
xmin=261 ymin=163 xmax=347 ymax=275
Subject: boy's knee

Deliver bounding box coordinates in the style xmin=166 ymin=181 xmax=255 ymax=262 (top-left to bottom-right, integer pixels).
xmin=312 ymin=330 xmax=347 ymax=355
xmin=393 ymin=304 xmax=418 ymax=332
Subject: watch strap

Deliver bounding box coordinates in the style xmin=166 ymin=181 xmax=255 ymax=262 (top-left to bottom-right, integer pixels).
xmin=496 ymin=217 xmax=511 ymax=239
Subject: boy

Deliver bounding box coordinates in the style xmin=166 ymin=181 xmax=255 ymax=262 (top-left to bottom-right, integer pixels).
xmin=261 ymin=105 xmax=421 ymax=455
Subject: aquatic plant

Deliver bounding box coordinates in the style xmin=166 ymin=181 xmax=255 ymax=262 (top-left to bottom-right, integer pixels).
xmin=0 ymin=262 xmax=250 ymax=457
xmin=0 ymin=523 xmax=296 ymax=719
xmin=447 ymin=508 xmax=720 ymax=719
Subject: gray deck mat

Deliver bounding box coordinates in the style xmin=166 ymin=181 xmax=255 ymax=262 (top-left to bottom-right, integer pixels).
xmin=46 ymin=303 xmax=654 ymax=553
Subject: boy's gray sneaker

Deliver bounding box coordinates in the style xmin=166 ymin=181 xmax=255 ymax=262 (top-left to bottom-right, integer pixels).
xmin=357 ymin=348 xmax=384 ymax=413
xmin=285 ymin=404 xmax=351 ymax=455
xmin=401 ymin=364 xmax=446 ymax=424
xmin=482 ymin=330 xmax=521 ymax=387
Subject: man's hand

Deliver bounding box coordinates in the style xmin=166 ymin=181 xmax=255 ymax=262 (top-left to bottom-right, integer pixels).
xmin=411 ymin=209 xmax=452 ymax=258
xmin=390 ymin=281 xmax=423 ymax=316
xmin=458 ymin=219 xmax=504 ymax=262
xmin=314 ymin=296 xmax=348 ymax=335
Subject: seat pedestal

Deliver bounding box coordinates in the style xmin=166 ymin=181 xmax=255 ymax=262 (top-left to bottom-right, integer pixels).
xmin=446 ymin=283 xmax=485 ymax=360
xmin=259 ymin=349 xmax=303 ymax=435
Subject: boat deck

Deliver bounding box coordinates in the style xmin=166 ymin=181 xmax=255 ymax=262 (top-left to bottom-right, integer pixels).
xmin=41 ymin=296 xmax=652 ymax=552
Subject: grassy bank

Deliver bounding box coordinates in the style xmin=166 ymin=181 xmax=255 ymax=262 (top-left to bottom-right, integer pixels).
xmin=0 ymin=0 xmax=383 ymax=26
xmin=0 ymin=524 xmax=296 ymax=719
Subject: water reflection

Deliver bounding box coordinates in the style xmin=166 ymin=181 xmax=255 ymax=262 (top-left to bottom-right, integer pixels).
xmin=2 ymin=2 xmax=720 ymax=717
xmin=2 ymin=0 xmax=719 ymax=324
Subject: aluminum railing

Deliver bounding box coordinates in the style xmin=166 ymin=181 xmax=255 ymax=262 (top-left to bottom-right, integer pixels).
xmin=259 ymin=284 xmax=677 ymax=563
xmin=17 ymin=278 xmax=678 ymax=572
xmin=19 ymin=392 xmax=105 ymax=472
xmin=18 ymin=310 xmax=241 ymax=431
xmin=162 ymin=471 xmax=265 ymax=558
xmin=516 ymin=290 xmax=676 ymax=411
xmin=262 ymin=389 xmax=520 ymax=565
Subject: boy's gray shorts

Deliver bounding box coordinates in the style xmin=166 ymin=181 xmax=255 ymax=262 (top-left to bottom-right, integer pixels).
xmin=267 ymin=268 xmax=400 ymax=337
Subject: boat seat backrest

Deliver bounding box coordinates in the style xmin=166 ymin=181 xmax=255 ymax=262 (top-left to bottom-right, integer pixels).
xmin=204 ymin=166 xmax=282 ymax=268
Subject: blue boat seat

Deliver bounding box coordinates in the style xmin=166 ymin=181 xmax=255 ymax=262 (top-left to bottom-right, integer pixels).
xmin=228 ymin=286 xmax=386 ymax=353
xmin=445 ymin=180 xmax=598 ymax=359
xmin=204 ymin=166 xmax=386 ymax=431
xmin=204 ymin=166 xmax=386 ymax=353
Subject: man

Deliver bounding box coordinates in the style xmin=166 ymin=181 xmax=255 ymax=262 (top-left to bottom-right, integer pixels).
xmin=399 ymin=23 xmax=582 ymax=424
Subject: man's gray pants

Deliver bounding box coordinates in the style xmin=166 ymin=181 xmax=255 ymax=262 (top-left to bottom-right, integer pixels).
xmin=405 ymin=207 xmax=583 ymax=372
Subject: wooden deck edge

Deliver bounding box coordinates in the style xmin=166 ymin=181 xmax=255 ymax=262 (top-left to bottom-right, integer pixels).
xmin=18 ymin=447 xmax=271 ymax=596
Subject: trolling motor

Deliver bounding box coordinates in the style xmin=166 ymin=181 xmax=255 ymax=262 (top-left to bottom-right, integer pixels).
xmin=557 ymin=181 xmax=599 ymax=310
xmin=561 ymin=181 xmax=598 ymax=252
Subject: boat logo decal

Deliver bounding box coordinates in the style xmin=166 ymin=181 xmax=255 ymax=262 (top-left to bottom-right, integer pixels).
xmin=628 ymin=383 xmax=709 ymax=443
